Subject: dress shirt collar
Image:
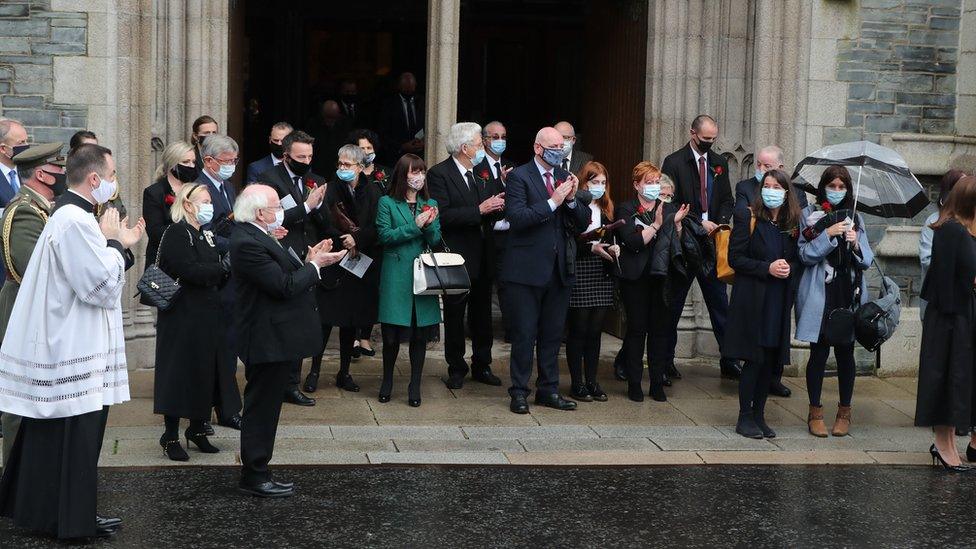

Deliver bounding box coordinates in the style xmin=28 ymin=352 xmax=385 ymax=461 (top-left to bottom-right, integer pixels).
xmin=452 ymin=155 xmax=471 ymax=179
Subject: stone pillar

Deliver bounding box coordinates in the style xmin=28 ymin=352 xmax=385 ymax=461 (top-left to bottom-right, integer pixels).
xmin=956 ymin=0 xmax=976 ymax=137
xmin=424 ymin=0 xmax=460 ymax=165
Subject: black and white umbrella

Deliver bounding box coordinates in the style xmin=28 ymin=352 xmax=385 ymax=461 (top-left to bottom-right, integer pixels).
xmin=791 ymin=140 xmax=929 ymax=218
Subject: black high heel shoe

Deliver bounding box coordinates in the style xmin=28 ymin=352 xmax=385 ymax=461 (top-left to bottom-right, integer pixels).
xmin=968 ymin=444 xmax=976 ymax=463
xmin=160 ymin=437 xmax=188 ymax=462
xmin=303 ymin=370 xmax=320 ymax=393
xmin=930 ymin=444 xmax=970 ymax=472
xmin=408 ymin=383 xmax=421 ymax=407
xmin=186 ymin=429 xmax=220 ymax=454
xmin=378 ymin=393 xmax=391 ymax=403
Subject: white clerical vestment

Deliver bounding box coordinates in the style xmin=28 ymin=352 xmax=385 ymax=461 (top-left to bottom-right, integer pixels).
xmin=0 ymin=201 xmax=129 ymax=418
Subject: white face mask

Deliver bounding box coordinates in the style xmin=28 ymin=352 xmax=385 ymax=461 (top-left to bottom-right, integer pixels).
xmin=265 ymin=208 xmax=284 ymax=231
xmin=407 ymin=174 xmax=426 ymax=190
xmin=92 ymin=177 xmax=117 ymax=205
xmin=562 ymin=140 xmax=573 ymax=155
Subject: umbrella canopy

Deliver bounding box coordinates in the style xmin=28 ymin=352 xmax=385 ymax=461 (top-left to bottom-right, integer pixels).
xmin=791 ymin=140 xmax=929 ymax=218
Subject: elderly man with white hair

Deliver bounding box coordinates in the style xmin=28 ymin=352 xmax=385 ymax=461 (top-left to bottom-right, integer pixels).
xmin=427 ymin=122 xmax=507 ymax=390
xmin=230 ymin=184 xmax=346 ymax=498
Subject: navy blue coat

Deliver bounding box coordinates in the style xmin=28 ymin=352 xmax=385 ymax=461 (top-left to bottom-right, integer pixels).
xmin=246 ymin=154 xmax=276 ymax=185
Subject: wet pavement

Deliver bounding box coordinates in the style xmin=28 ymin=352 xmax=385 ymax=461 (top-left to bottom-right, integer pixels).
xmin=1 ymin=465 xmax=973 ymax=548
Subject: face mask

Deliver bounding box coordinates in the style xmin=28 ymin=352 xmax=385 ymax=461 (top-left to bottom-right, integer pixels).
xmin=269 ymin=142 xmax=283 ymax=159
xmin=407 ymin=174 xmax=426 ymax=190
xmin=588 ymin=184 xmax=605 ymax=200
xmin=364 ymin=152 xmax=376 ymax=166
xmin=490 ymin=140 xmax=506 ymax=155
xmin=761 ymin=187 xmax=787 ymax=209
xmin=172 ymin=163 xmax=199 ymax=183
xmin=266 ymin=208 xmax=284 ymax=231
xmin=217 ymin=163 xmax=235 ymax=180
xmin=288 ymin=157 xmax=311 ymax=177
xmin=336 ymin=168 xmax=357 ymax=182
xmin=541 ymin=147 xmax=564 ymax=168
xmin=641 ymin=183 xmax=661 ymax=201
xmin=92 ymin=177 xmax=117 ymax=205
xmin=466 ymin=145 xmax=485 ymax=166
xmin=695 ymin=137 xmax=713 ymax=153
xmin=562 ymin=140 xmax=573 ymax=155
xmin=755 ymin=169 xmax=764 ymax=181
xmin=660 ymin=195 xmax=674 ymax=204
xmin=9 ymin=144 xmax=29 ymax=159
xmin=826 ymin=189 xmax=847 ymax=206
xmin=49 ymin=172 xmax=67 ymax=197
xmin=195 ymin=203 xmax=214 ymax=225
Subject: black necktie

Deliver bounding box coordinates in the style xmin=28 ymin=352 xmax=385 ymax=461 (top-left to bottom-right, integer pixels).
xmin=561 ymin=158 xmax=569 ymax=172
xmin=407 ymin=98 xmax=417 ymax=134
xmin=494 ymin=162 xmax=501 ymax=181
xmin=293 ymin=176 xmax=303 ymax=198
xmin=464 ymin=171 xmax=477 ymax=196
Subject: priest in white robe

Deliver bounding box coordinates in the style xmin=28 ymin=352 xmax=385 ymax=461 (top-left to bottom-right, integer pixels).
xmin=0 ymin=144 xmax=143 ymax=540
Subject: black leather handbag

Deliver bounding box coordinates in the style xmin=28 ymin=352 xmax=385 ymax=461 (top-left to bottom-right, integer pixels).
xmin=136 ymin=225 xmax=182 ymax=310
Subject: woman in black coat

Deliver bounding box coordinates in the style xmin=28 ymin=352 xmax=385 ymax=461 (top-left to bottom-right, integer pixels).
xmin=143 ymin=141 xmax=199 ymax=269
xmin=153 ymin=183 xmax=229 ymax=461
xmin=613 ymin=162 xmax=690 ymax=403
xmin=303 ymin=144 xmax=383 ymax=393
xmin=726 ymin=169 xmax=802 ymax=440
xmin=915 ymin=175 xmax=976 ymax=471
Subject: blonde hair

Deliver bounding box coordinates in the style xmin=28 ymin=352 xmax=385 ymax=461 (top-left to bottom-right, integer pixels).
xmin=170 ymin=182 xmax=206 ymax=223
xmin=153 ymin=141 xmax=195 ymax=180
xmin=659 ymin=173 xmax=675 ymax=191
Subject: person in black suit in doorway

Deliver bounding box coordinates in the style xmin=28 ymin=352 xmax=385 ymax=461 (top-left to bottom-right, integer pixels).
xmin=246 ymin=122 xmax=293 ymax=184
xmin=479 ymin=120 xmax=515 ymax=342
xmin=378 ymin=72 xmax=424 ymax=165
xmin=554 ymin=121 xmax=594 ymax=174
xmin=231 ymin=184 xmax=346 ymax=498
xmin=428 ymin=122 xmax=506 ymax=389
xmin=501 ymin=126 xmax=591 ymax=414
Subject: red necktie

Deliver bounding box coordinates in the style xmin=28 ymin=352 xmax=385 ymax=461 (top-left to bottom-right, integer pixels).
xmin=544 ymin=172 xmax=554 ymax=197
xmin=698 ymin=156 xmax=708 ymax=216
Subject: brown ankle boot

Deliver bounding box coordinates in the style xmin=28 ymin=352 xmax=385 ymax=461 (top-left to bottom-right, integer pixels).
xmin=832 ymin=404 xmax=852 ymax=436
xmin=808 ymin=405 xmax=828 ymax=437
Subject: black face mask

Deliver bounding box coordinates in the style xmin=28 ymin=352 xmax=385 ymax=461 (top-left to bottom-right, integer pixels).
xmin=695 ymin=137 xmax=714 ymax=153
xmin=171 ymin=163 xmax=199 ymax=183
xmin=8 ymin=144 xmax=29 ymax=159
xmin=269 ymin=142 xmax=284 ymax=159
xmin=287 ymin=156 xmax=311 ymax=177
xmin=42 ymin=170 xmax=68 ymax=198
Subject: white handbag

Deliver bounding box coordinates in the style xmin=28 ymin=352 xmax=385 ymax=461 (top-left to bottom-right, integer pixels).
xmin=413 ymin=251 xmax=470 ymax=295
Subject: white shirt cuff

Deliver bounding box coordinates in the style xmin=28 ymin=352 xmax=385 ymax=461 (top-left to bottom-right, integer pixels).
xmin=547 ymin=199 xmax=557 ymax=211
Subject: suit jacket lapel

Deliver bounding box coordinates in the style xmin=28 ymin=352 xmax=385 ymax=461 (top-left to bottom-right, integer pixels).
xmin=448 ymin=166 xmax=474 ymax=205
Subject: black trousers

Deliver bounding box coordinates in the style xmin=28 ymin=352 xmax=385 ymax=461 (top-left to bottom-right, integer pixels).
xmin=493 ymin=232 xmax=512 ymax=339
xmin=566 ymin=306 xmax=608 ymax=387
xmin=739 ymin=347 xmax=777 ymax=416
xmin=444 ymin=273 xmax=494 ymax=379
xmin=316 ymin=325 xmax=357 ymax=377
xmin=507 ymin=266 xmax=571 ymax=398
xmin=806 ymin=341 xmax=857 ymax=407
xmin=214 ymin=297 xmax=242 ymax=420
xmin=241 ymin=360 xmax=292 ymax=485
xmin=667 ymin=270 xmax=731 ymax=364
xmin=0 ymin=406 xmax=109 ymax=539
xmin=619 ymin=276 xmax=669 ymax=387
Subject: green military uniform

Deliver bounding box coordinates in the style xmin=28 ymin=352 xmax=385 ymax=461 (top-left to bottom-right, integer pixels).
xmin=95 ymin=187 xmax=127 ymax=219
xmin=0 ymin=142 xmax=61 ymax=467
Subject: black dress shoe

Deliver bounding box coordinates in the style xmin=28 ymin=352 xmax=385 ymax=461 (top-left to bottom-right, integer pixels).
xmin=96 ymin=515 xmax=122 ymax=530
xmin=613 ymin=361 xmax=627 ymax=382
xmin=666 ymin=362 xmax=682 ymax=380
xmin=239 ymin=480 xmax=294 ymax=498
xmin=442 ymin=376 xmax=464 ymax=390
xmin=586 ymin=382 xmax=608 ymax=402
xmin=160 ymin=438 xmax=189 ymax=462
xmin=510 ymin=395 xmax=529 ymax=414
xmin=648 ymin=384 xmax=667 ymax=402
xmin=753 ymin=414 xmax=776 ymax=439
xmin=272 ymin=478 xmax=294 ymax=489
xmin=471 ymin=369 xmax=502 ymax=386
xmin=627 ymin=383 xmax=644 ymax=403
xmin=358 ymin=345 xmax=376 ymax=357
xmin=217 ymin=414 xmax=242 ymax=431
xmin=378 ymin=393 xmax=391 ymax=403
xmin=570 ymin=384 xmax=593 ymax=402
xmin=284 ymin=389 xmax=316 ymax=407
xmin=534 ymin=393 xmax=577 ymax=411
xmin=335 ymin=373 xmax=360 ymax=392
xmin=303 ymin=371 xmax=320 ymax=393
xmin=735 ymin=412 xmax=764 ymax=439
xmin=769 ymin=380 xmax=792 ymax=398
xmin=91 ymin=525 xmax=118 ymax=539
xmin=350 ymin=343 xmax=363 ymax=358
xmin=721 ymin=360 xmax=743 ymax=380
xmin=662 ymin=374 xmax=673 ymax=387
xmin=202 ymin=420 xmax=215 ymax=436
xmin=409 ymin=399 xmax=421 ymax=407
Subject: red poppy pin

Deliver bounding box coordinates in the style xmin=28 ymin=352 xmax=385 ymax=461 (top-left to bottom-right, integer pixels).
xmin=164 ymin=194 xmax=175 ymax=206
xmin=820 ymin=201 xmax=833 ymax=213
xmin=479 ymin=169 xmax=490 ymax=181
xmin=712 ymin=165 xmax=724 ymax=177
xmin=305 ymin=179 xmax=315 ymax=190
xmin=374 ymin=170 xmax=386 ymax=181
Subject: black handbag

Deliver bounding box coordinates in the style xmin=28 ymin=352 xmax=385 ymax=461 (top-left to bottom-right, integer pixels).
xmin=821 ymin=264 xmax=862 ymax=346
xmin=136 ymin=225 xmax=182 ymax=310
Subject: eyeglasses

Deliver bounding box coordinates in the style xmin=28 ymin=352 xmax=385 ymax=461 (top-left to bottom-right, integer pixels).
xmin=261 ymin=205 xmax=284 ymax=212
xmin=337 ymin=161 xmax=358 ymax=169
xmin=209 ymin=156 xmax=239 ymax=165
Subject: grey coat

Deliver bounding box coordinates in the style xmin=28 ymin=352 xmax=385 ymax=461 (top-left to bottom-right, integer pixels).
xmin=794 ymin=208 xmax=874 ymax=343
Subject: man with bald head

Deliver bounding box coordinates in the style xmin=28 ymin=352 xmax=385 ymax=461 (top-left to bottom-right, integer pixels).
xmin=554 ymin=121 xmax=593 ymax=174
xmin=379 ymin=71 xmax=424 ymax=163
xmin=479 ymin=120 xmax=516 ymax=342
xmin=230 ymin=184 xmax=346 ymax=498
xmin=500 ymin=127 xmax=592 ymax=414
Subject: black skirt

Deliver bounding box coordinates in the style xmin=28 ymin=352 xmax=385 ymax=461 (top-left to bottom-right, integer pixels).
xmin=315 ymin=256 xmax=381 ymax=327
xmin=915 ymin=299 xmax=976 ymax=430
xmin=0 ymin=407 xmax=108 ymax=539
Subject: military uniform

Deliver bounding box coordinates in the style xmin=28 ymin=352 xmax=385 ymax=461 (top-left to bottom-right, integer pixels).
xmin=95 ymin=188 xmax=127 ymax=219
xmin=0 ymin=142 xmax=61 ymax=467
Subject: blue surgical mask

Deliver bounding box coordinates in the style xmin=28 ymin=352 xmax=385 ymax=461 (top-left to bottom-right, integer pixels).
xmin=364 ymin=152 xmax=376 ymax=166
xmin=469 ymin=146 xmax=486 ymax=166
xmin=336 ymin=169 xmax=357 ymax=182
xmin=641 ymin=184 xmax=661 ymax=201
xmin=196 ymin=203 xmax=214 ymax=225
xmin=489 ymin=140 xmax=506 ymax=155
xmin=761 ymin=188 xmax=787 ymax=209
xmin=218 ymin=164 xmax=235 ymax=180
xmin=826 ymin=189 xmax=847 ymax=206
xmin=588 ymin=184 xmax=605 ymax=200
xmin=562 ymin=140 xmax=573 ymax=154
xmin=755 ymin=169 xmax=764 ymax=182
xmin=541 ymin=147 xmax=564 ymax=168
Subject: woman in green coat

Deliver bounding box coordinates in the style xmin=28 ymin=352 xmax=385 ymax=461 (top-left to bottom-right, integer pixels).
xmin=376 ymin=153 xmax=442 ymax=407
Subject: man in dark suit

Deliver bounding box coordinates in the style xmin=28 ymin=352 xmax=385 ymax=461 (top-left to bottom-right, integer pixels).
xmin=257 ymin=130 xmax=328 ymax=406
xmin=735 ymin=144 xmax=808 ymax=213
xmin=378 ymin=72 xmax=424 ymax=165
xmin=0 ymin=119 xmax=29 ymax=304
xmin=661 ymin=114 xmax=740 ymax=380
xmin=733 ymin=144 xmax=805 ymax=398
xmin=337 ymin=79 xmax=360 ymax=126
xmin=480 ymin=121 xmax=516 ymax=342
xmin=246 ymin=122 xmax=293 ymax=184
xmin=501 ymin=126 xmax=591 ymax=414
xmin=307 ymin=101 xmax=352 ymax=177
xmin=196 ymin=134 xmax=245 ymax=430
xmin=428 ymin=122 xmax=506 ymax=389
xmin=554 ymin=121 xmax=594 ymax=174
xmin=230 ymin=184 xmax=346 ymax=498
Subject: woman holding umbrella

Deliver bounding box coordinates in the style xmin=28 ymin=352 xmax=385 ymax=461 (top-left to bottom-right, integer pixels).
xmin=795 ymin=166 xmax=874 ymax=438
